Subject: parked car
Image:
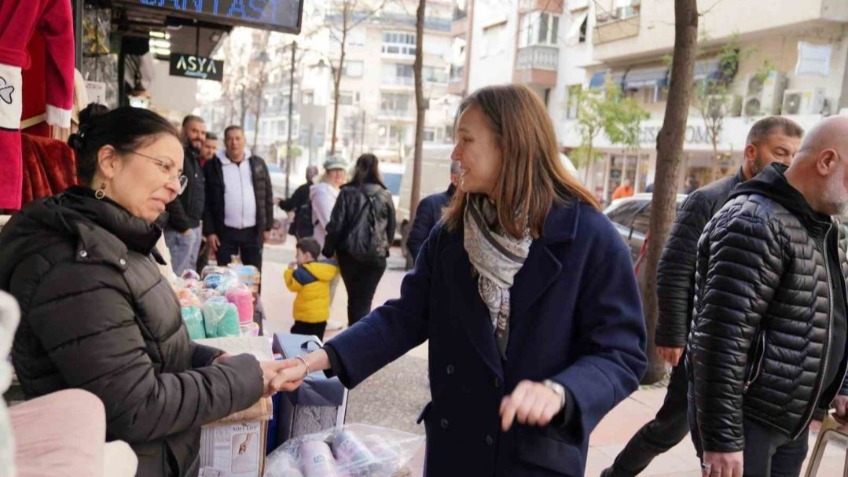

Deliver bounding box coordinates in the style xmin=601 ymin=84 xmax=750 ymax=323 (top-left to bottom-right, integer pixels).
xmin=603 ymin=193 xmax=688 ymax=264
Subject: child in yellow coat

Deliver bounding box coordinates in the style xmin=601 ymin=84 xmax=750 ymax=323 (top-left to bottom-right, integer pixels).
xmin=284 ymin=237 xmax=340 ymax=340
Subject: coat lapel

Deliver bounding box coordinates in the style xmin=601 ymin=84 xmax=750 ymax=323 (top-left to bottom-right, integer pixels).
xmin=511 ymin=242 xmax=562 ymax=321
xmin=446 ymin=241 xmax=504 ymax=379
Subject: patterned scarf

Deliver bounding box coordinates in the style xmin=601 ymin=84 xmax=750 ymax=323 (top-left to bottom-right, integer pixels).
xmin=464 ymin=194 xmax=532 ymax=360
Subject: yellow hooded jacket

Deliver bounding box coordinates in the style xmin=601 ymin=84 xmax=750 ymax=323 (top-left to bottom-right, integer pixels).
xmin=284 ymin=259 xmax=339 ymax=323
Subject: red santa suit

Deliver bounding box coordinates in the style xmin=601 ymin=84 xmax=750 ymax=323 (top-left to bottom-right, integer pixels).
xmin=0 ymin=0 xmax=74 ymax=210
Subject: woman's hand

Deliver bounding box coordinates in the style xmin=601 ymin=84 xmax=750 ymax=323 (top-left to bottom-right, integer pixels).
xmin=499 ymin=380 xmax=564 ymax=431
xmin=259 ymin=360 xmax=302 ymax=397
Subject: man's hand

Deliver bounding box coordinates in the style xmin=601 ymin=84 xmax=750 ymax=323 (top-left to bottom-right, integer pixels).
xmin=207 ymin=234 xmax=220 ymax=255
xmin=263 ymin=231 xmax=271 ymax=243
xmin=657 ymin=346 xmax=684 ymax=367
xmin=212 ymin=353 xmax=232 ymax=365
xmin=182 ymin=228 xmax=193 ymax=236
xmin=833 ymin=395 xmax=848 ymax=424
xmin=268 ymin=358 xmax=310 ymax=393
xmin=702 ymin=451 xmax=743 ymax=477
xmin=499 ymin=380 xmax=563 ymax=431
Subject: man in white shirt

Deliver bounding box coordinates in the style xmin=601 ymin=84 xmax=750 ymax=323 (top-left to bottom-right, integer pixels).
xmin=202 ymin=126 xmax=274 ymax=271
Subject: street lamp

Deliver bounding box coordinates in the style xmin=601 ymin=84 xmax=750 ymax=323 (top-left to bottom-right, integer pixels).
xmin=284 ymin=41 xmax=298 ymax=199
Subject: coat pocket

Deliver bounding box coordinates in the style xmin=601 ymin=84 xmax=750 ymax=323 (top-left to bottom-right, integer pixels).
xmin=515 ymin=427 xmax=583 ymax=475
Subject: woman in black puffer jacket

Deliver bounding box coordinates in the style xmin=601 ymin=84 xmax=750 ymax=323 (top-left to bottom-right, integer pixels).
xmin=323 ymin=153 xmax=396 ymax=326
xmin=0 ymin=106 xmax=290 ymax=477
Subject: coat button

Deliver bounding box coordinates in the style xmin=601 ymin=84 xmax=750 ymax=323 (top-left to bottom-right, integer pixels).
xmin=486 ymin=435 xmax=494 ymax=446
xmin=494 ymin=378 xmax=501 ymax=389
xmin=440 ymin=418 xmax=449 ymax=429
xmin=79 ymin=250 xmax=87 ymax=258
xmin=446 ymin=365 xmax=454 ymax=375
xmin=119 ymin=259 xmax=127 ymax=266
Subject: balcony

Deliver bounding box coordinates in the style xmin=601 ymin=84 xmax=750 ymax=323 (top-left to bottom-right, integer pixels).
xmin=377 ymin=109 xmax=415 ymax=121
xmin=513 ymin=45 xmax=558 ymax=87
xmin=593 ymin=7 xmax=641 ymax=46
xmin=381 ymin=76 xmax=415 ymax=89
xmin=448 ymin=64 xmax=466 ymax=95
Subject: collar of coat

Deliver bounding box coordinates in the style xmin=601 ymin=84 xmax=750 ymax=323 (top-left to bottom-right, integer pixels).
xmin=537 ymin=198 xmax=582 ymax=244
xmin=55 ymin=187 xmax=165 ymax=270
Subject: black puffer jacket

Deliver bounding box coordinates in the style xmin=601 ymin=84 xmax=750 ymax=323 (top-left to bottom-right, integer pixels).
xmin=655 ymin=168 xmax=745 ymax=348
xmin=690 ymin=164 xmax=848 ymax=452
xmin=323 ymin=183 xmax=396 ymax=261
xmin=166 ymin=145 xmax=206 ymax=232
xmin=0 ymin=187 xmax=263 ymax=477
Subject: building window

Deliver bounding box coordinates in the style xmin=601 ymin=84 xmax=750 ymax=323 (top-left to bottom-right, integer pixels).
xmin=449 ymin=64 xmax=464 ymax=82
xmin=482 ymin=21 xmax=506 ymax=57
xmin=566 ymin=84 xmax=582 ymax=119
xmin=343 ymin=60 xmax=364 ymax=77
xmin=380 ymin=93 xmax=411 ymax=113
xmin=348 ymin=27 xmax=366 ymax=47
xmin=520 ymin=12 xmax=560 ymax=47
xmin=423 ymin=65 xmax=448 ymax=83
xmin=382 ymin=63 xmax=414 ymax=86
xmin=579 ymin=16 xmax=588 ymax=43
xmin=424 ymin=128 xmax=436 ymax=142
xmin=335 ymin=92 xmax=359 ymax=106
xmin=382 ymin=32 xmax=417 ymax=56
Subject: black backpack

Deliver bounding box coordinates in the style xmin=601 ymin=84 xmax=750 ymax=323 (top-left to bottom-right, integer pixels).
xmin=343 ymin=192 xmax=386 ymax=262
xmin=288 ymin=202 xmax=314 ymax=239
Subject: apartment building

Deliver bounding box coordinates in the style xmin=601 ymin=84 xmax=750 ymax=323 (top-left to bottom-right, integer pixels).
xmin=558 ymin=0 xmax=848 ymax=201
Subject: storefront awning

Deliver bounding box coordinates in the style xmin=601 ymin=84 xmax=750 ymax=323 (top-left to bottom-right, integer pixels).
xmin=623 ymin=66 xmax=668 ymax=90
xmin=589 ymin=70 xmax=625 ymax=89
xmin=693 ymin=59 xmax=721 ymax=82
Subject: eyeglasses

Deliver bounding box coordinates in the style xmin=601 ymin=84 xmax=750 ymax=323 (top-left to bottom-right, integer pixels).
xmin=117 ymin=148 xmax=188 ymax=195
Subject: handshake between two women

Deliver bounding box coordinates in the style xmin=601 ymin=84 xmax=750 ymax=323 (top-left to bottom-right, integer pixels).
xmin=255 ymin=349 xmax=331 ymax=397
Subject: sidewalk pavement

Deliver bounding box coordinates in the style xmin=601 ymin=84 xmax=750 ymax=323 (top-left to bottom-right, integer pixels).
xmin=259 ymin=241 xmax=848 ymax=476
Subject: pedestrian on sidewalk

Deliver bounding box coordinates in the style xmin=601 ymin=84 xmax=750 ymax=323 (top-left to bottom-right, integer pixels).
xmin=284 ymin=237 xmax=339 ymax=341
xmin=271 ymin=84 xmax=647 ymax=477
xmin=323 ymin=153 xmax=396 ymax=326
xmin=602 ymin=116 xmax=804 ymax=477
xmin=280 ymin=165 xmax=320 ymax=239
xmin=690 ymin=116 xmax=848 ymax=477
xmin=310 ymin=156 xmax=347 ymax=249
xmin=406 ymin=160 xmax=460 ymax=262
xmin=164 ymin=115 xmax=206 ymax=275
xmin=202 ymin=125 xmax=273 ymax=272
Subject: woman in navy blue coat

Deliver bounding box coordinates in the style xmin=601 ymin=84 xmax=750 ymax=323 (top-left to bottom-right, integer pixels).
xmin=275 ymin=84 xmax=647 ymax=476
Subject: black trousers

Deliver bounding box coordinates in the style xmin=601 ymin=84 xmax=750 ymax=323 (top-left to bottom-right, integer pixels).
xmin=607 ymin=354 xmax=691 ymax=476
xmin=337 ymin=251 xmax=386 ymax=327
xmin=688 ymin=382 xmax=809 ymax=477
xmin=216 ymin=226 xmax=263 ymax=272
xmin=291 ymin=321 xmax=328 ymax=341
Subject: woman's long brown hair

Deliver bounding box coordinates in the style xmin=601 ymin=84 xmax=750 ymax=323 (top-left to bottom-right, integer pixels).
xmin=443 ymin=84 xmax=601 ymax=239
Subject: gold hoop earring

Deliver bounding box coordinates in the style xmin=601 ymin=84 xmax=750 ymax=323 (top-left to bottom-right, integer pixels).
xmin=94 ymin=183 xmax=106 ymax=200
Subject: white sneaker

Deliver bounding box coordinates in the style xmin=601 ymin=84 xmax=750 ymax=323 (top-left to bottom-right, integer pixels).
xmin=326 ymin=320 xmax=345 ymax=331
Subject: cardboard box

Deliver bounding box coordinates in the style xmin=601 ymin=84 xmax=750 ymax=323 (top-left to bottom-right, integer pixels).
xmin=197 ymin=337 xmax=275 ymax=477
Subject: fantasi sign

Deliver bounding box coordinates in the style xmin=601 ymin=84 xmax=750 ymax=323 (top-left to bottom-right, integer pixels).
xmin=169 ymin=54 xmax=224 ymax=81
xmin=129 ymin=0 xmax=303 ymax=34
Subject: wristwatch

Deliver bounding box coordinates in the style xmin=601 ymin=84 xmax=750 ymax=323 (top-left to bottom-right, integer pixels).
xmin=543 ymin=379 xmax=567 ymax=410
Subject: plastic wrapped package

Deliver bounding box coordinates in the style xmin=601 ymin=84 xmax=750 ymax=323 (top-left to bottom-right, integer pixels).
xmin=201 ymin=266 xmax=228 ymax=279
xmin=229 ymin=264 xmax=261 ymax=294
xmin=182 ymin=306 xmax=206 ymax=340
xmin=181 ymin=270 xmax=201 ymax=282
xmin=265 ymin=424 xmax=424 ymax=477
xmin=202 ymin=297 xmax=241 ymax=338
xmin=226 ymin=285 xmax=255 ymax=325
xmin=203 ymin=269 xmax=239 ymax=292
xmin=240 ymin=322 xmax=260 ymax=337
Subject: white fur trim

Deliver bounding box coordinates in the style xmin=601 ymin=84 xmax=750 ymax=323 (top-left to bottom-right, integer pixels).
xmin=0 ymin=64 xmax=22 ymax=130
xmin=46 ymin=104 xmax=72 ymax=128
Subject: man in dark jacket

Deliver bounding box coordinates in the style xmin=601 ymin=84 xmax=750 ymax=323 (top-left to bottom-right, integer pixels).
xmin=203 ymin=125 xmax=273 ymax=272
xmin=279 ymin=165 xmax=319 ymax=238
xmin=164 ymin=115 xmax=206 ymax=275
xmin=602 ymin=116 xmax=803 ymax=477
xmin=406 ymin=160 xmax=459 ymax=261
xmin=692 ymin=116 xmax=848 ymax=477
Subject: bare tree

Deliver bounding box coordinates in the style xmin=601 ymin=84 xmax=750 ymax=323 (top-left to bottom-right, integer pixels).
xmin=641 ymin=0 xmax=699 ymax=385
xmin=327 ymin=0 xmax=392 ymax=155
xmin=409 ymin=0 xmax=426 ymax=224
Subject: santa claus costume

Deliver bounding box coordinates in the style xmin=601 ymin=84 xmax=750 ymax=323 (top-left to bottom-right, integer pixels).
xmin=0 ymin=0 xmax=75 ymax=210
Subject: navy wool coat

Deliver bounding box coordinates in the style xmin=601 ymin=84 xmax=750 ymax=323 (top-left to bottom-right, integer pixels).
xmin=326 ymin=200 xmax=647 ymax=476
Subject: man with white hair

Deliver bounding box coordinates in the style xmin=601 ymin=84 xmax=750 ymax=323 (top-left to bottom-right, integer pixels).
xmin=691 ymin=116 xmax=848 ymax=477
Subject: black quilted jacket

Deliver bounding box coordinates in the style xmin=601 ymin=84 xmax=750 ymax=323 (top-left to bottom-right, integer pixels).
xmin=323 ymin=183 xmax=396 ymax=261
xmin=690 ymin=163 xmax=848 ymax=452
xmin=655 ymin=168 xmax=745 ymax=348
xmin=0 ymin=187 xmax=264 ymax=477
